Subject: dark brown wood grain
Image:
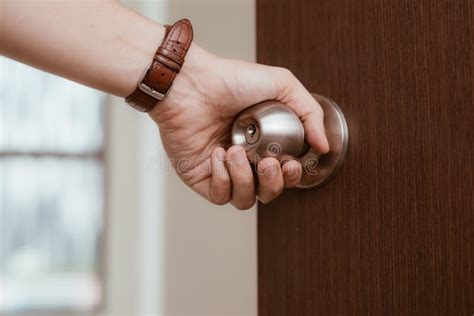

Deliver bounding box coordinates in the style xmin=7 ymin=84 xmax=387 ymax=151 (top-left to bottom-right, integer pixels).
xmin=257 ymin=0 xmax=474 ymax=315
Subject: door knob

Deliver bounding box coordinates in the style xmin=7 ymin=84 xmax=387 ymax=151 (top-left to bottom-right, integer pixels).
xmin=231 ymin=94 xmax=348 ymax=188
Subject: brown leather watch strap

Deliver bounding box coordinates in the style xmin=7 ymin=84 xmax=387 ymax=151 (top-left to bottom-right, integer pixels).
xmin=126 ymin=19 xmax=193 ymax=112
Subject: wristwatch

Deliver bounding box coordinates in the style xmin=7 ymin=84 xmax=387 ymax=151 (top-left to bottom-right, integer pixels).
xmin=126 ymin=19 xmax=194 ymax=112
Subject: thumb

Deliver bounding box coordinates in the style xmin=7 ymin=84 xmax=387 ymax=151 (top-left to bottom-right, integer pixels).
xmin=228 ymin=61 xmax=329 ymax=154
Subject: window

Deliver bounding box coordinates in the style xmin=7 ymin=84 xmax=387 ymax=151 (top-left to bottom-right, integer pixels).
xmin=0 ymin=57 xmax=106 ymax=313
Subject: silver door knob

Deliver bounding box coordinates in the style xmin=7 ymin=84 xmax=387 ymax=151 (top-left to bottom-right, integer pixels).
xmin=231 ymin=94 xmax=348 ymax=188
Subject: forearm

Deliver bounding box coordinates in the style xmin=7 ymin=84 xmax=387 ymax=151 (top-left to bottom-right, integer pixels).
xmin=0 ymin=0 xmax=165 ymax=97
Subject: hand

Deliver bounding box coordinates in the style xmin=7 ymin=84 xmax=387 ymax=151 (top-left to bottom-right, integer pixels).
xmin=0 ymin=1 xmax=326 ymax=210
xmin=150 ymin=45 xmax=329 ymax=210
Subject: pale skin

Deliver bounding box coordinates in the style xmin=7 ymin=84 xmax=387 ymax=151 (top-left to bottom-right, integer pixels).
xmin=0 ymin=0 xmax=329 ymax=210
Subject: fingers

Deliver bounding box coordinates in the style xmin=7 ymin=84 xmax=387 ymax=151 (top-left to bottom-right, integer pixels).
xmin=256 ymin=158 xmax=284 ymax=204
xmin=207 ymin=146 xmax=301 ymax=208
xmin=225 ymin=146 xmax=256 ymax=210
xmin=208 ymin=147 xmax=231 ymax=205
xmin=256 ymin=158 xmax=302 ymax=203
xmin=272 ymin=67 xmax=330 ymax=155
xmin=281 ymin=160 xmax=302 ymax=188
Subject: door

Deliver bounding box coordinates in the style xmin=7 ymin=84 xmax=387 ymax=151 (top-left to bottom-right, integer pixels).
xmin=257 ymin=1 xmax=473 ymax=315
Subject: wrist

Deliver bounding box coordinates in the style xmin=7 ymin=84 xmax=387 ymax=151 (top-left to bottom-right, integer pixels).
xmin=126 ymin=19 xmax=195 ymax=112
xmin=120 ymin=23 xmax=166 ymax=97
xmin=148 ymin=43 xmax=220 ymax=123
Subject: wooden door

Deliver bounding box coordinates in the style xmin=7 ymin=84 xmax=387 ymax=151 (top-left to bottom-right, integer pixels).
xmin=257 ymin=1 xmax=473 ymax=315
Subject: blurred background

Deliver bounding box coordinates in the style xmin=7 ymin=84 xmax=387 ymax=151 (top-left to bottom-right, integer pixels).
xmin=0 ymin=1 xmax=256 ymax=315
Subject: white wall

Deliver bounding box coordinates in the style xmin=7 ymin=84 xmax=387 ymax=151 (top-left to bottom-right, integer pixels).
xmin=162 ymin=2 xmax=256 ymax=316
xmin=105 ymin=1 xmax=256 ymax=315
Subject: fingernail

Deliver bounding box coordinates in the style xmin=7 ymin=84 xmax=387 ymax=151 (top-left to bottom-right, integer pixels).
xmin=265 ymin=164 xmax=277 ymax=177
xmin=219 ymin=149 xmax=226 ymax=158
xmin=287 ymin=164 xmax=298 ymax=176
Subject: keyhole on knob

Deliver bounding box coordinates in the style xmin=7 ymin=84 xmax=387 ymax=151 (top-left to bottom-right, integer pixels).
xmin=245 ymin=124 xmax=260 ymax=145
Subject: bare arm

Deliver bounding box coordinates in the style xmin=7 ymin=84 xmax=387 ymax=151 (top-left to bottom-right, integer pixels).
xmin=0 ymin=0 xmax=164 ymax=96
xmin=0 ymin=0 xmax=328 ymax=209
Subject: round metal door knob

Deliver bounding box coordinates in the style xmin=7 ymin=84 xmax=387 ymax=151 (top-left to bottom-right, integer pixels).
xmin=231 ymin=94 xmax=348 ymax=188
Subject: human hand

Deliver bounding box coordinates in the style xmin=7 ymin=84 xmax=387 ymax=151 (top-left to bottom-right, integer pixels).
xmin=150 ymin=45 xmax=329 ymax=210
xmin=0 ymin=0 xmax=324 ymax=210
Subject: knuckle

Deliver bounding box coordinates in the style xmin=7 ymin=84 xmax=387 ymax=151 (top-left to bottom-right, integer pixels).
xmin=233 ymin=198 xmax=256 ymax=211
xmin=210 ymin=180 xmax=232 ymax=206
xmin=227 ymin=145 xmax=244 ymax=158
xmin=211 ymin=195 xmax=230 ymax=206
xmin=276 ymin=67 xmax=293 ymax=77
xmin=258 ymin=193 xmax=278 ymax=204
xmin=241 ymin=177 xmax=255 ymax=188
xmin=259 ymin=183 xmax=283 ymax=202
xmin=258 ymin=197 xmax=270 ymax=204
xmin=269 ymin=184 xmax=283 ymax=196
xmin=213 ymin=171 xmax=231 ymax=184
xmin=276 ymin=67 xmax=295 ymax=82
xmin=315 ymin=103 xmax=324 ymax=115
xmin=284 ymin=162 xmax=302 ymax=178
xmin=273 ymin=67 xmax=297 ymax=94
xmin=217 ymin=174 xmax=232 ymax=188
xmin=209 ymin=188 xmax=231 ymax=205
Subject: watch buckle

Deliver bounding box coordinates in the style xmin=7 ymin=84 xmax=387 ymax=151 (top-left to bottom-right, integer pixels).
xmin=137 ymin=67 xmax=166 ymax=100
